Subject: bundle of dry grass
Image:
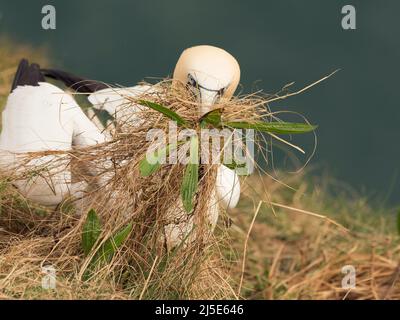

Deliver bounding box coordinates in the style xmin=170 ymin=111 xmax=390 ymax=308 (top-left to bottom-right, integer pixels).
xmin=0 ymin=65 xmax=328 ymax=298
xmin=0 ymin=74 xmax=313 ymax=299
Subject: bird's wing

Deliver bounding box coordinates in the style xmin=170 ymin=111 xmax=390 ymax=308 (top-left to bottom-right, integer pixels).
xmin=39 ymin=66 xmax=155 ymax=130
xmin=10 ymin=59 xmax=45 ymax=93
xmin=1 ymin=82 xmax=104 ymax=152
xmin=71 ymin=106 xmax=106 ymax=147
xmin=0 ymin=82 xmax=82 ymax=207
xmin=87 ymin=85 xmax=155 ymax=129
xmin=0 ymin=60 xmax=106 ymax=207
xmin=88 ymin=85 xmax=154 ymax=113
xmin=1 ymin=84 xmax=75 ymax=152
xmin=41 ymin=68 xmax=109 ymax=93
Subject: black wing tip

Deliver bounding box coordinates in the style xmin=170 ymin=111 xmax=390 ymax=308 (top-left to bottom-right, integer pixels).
xmin=11 ymin=59 xmax=45 ymax=93
xmin=11 ymin=59 xmax=29 ymax=92
xmin=11 ymin=61 xmax=109 ymax=94
xmin=41 ymin=68 xmax=109 ymax=93
xmin=19 ymin=59 xmax=29 ymax=68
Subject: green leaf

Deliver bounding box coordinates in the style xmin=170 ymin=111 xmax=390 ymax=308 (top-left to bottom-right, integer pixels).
xmin=82 ymin=223 xmax=133 ymax=281
xmin=95 ymin=223 xmax=133 ymax=263
xmin=224 ymin=160 xmax=248 ymax=171
xmin=225 ymin=121 xmax=318 ymax=134
xmin=181 ymin=136 xmax=199 ymax=213
xmin=138 ymin=100 xmax=186 ymax=126
xmin=82 ymin=209 xmax=102 ymax=256
xmin=200 ymin=109 xmax=222 ymax=127
xmin=139 ymin=143 xmax=178 ymax=177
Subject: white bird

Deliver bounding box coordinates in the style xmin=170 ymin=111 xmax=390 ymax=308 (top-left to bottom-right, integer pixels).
xmin=1 ymin=46 xmax=242 ymax=248
xmin=82 ymin=45 xmax=242 ymax=247
xmin=0 ymin=60 xmax=105 ymax=207
xmin=41 ymin=46 xmax=242 ymax=211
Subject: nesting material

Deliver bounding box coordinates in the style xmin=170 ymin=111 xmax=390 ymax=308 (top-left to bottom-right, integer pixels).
xmin=0 ymin=78 xmax=291 ymax=298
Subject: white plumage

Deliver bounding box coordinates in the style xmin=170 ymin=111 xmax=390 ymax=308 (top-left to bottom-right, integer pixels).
xmin=0 ymin=45 xmax=242 ymax=248
xmin=0 ymin=82 xmax=105 ymax=207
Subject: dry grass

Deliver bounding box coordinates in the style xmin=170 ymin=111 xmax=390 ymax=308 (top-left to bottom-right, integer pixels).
xmin=230 ymin=174 xmax=400 ymax=300
xmin=0 ymin=38 xmax=235 ymax=299
xmin=0 ymin=38 xmax=399 ymax=300
xmin=0 ymin=84 xmax=234 ymax=300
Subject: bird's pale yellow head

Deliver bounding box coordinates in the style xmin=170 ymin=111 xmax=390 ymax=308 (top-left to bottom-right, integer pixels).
xmin=173 ymin=45 xmax=240 ymax=115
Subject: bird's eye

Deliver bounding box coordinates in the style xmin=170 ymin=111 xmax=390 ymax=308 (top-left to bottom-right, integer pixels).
xmin=187 ymin=74 xmax=197 ymax=87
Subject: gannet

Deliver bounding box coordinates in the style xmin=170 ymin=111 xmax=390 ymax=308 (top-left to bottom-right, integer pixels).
xmin=0 ymin=60 xmax=105 ymax=207
xmin=78 ymin=46 xmax=242 ymax=247
xmin=40 ymin=46 xmax=241 ymax=211
xmin=1 ymin=46 xmax=242 ymax=248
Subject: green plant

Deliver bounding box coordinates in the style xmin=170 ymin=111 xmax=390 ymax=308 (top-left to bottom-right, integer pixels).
xmin=138 ymin=101 xmax=317 ymax=213
xmin=82 ymin=209 xmax=102 ymax=256
xmin=81 ymin=209 xmax=133 ymax=279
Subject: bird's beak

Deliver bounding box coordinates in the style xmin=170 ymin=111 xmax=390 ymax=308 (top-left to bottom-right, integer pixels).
xmin=199 ymin=87 xmax=218 ymax=116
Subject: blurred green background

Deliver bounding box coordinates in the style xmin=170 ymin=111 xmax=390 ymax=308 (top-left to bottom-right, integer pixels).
xmin=0 ymin=0 xmax=399 ymax=204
